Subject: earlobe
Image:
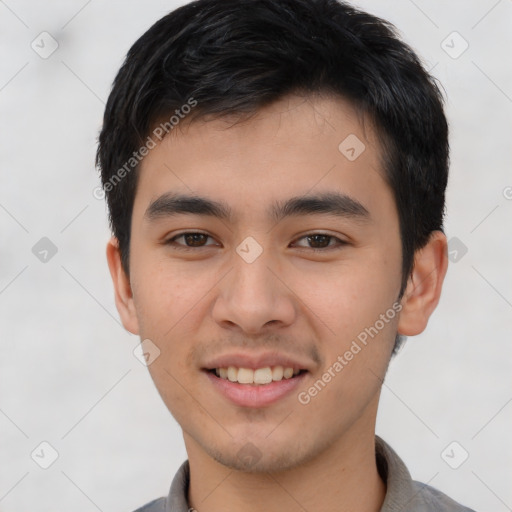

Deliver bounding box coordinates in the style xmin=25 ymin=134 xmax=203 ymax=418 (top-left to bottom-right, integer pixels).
xmin=397 ymin=231 xmax=448 ymax=336
xmin=106 ymin=237 xmax=140 ymax=335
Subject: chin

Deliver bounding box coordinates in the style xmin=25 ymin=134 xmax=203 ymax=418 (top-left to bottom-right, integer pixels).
xmin=199 ymin=433 xmax=316 ymax=474
xmin=211 ymin=448 xmax=303 ymax=473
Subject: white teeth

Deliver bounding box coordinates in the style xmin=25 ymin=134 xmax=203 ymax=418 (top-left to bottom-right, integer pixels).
xmin=272 ymin=366 xmax=284 ymax=381
xmin=227 ymin=366 xmax=238 ymax=382
xmin=283 ymin=367 xmax=294 ymax=379
xmin=237 ymin=368 xmax=254 ymax=384
xmin=214 ymin=365 xmax=302 ymax=385
xmin=254 ymin=367 xmax=273 ymax=384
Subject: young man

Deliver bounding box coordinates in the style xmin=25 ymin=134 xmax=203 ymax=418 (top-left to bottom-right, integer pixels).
xmin=97 ymin=0 xmax=476 ymax=510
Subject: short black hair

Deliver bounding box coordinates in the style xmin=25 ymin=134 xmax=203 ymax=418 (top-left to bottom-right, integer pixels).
xmin=96 ymin=0 xmax=449 ymax=353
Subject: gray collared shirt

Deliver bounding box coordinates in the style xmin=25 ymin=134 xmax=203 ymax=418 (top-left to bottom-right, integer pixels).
xmin=133 ymin=436 xmax=476 ymax=512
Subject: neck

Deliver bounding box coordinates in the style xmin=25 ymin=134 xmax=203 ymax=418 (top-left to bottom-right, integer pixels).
xmin=185 ymin=423 xmax=385 ymax=512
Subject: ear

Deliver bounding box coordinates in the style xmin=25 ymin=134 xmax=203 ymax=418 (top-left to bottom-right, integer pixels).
xmin=397 ymin=231 xmax=448 ymax=336
xmin=106 ymin=236 xmax=140 ymax=335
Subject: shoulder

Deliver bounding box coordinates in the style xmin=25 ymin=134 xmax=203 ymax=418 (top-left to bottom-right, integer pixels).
xmin=131 ymin=497 xmax=166 ymax=512
xmin=130 ymin=459 xmax=190 ymax=512
xmin=375 ymin=436 xmax=477 ymax=512
xmin=410 ymin=480 xmax=477 ymax=512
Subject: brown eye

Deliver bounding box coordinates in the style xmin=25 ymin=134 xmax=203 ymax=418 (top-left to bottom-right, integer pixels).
xmin=166 ymin=232 xmax=218 ymax=250
xmin=306 ymin=234 xmax=332 ymax=249
xmin=182 ymin=233 xmax=209 ymax=247
xmin=292 ymin=233 xmax=347 ymax=252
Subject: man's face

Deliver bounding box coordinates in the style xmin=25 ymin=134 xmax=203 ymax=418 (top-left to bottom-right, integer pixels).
xmin=121 ymin=94 xmax=404 ymax=472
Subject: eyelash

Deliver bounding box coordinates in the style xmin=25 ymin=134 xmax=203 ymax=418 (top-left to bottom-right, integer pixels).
xmin=165 ymin=232 xmax=347 ymax=253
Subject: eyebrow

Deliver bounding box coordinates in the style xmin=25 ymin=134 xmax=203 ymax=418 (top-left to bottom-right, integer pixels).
xmin=144 ymin=191 xmax=370 ymax=224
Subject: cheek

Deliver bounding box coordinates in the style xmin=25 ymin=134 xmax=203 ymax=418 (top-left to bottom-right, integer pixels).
xmin=146 ymin=359 xmax=194 ymax=427
xmin=131 ymin=254 xmax=215 ymax=329
xmin=291 ymin=256 xmax=399 ymax=338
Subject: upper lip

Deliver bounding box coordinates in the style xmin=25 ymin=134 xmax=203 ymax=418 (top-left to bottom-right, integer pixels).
xmin=202 ymin=351 xmax=313 ymax=372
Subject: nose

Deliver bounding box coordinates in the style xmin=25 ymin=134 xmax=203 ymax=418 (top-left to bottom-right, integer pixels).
xmin=211 ymin=245 xmax=296 ymax=334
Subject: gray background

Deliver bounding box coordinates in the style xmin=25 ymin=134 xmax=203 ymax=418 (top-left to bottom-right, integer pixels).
xmin=1 ymin=1 xmax=511 ymax=511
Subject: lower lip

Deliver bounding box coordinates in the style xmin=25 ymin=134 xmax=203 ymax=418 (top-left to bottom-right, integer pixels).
xmin=204 ymin=370 xmax=308 ymax=408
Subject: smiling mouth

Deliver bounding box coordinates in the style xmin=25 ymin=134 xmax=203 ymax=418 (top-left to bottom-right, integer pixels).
xmin=206 ymin=366 xmax=308 ymax=385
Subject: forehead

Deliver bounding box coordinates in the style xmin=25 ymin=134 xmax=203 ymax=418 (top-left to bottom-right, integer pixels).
xmin=133 ymin=94 xmax=391 ymax=224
